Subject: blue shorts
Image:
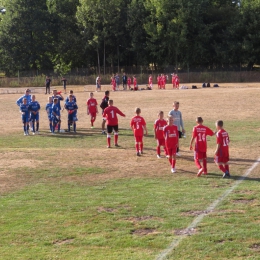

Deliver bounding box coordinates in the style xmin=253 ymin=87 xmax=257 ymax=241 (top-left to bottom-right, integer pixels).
xmin=31 ymin=113 xmax=39 ymax=121
xmin=52 ymin=116 xmax=60 ymax=124
xmin=68 ymin=112 xmax=77 ymax=122
xmin=22 ymin=115 xmax=29 ymax=123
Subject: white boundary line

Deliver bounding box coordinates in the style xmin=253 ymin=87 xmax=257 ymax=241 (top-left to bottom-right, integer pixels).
xmin=156 ymin=157 xmax=260 ymax=260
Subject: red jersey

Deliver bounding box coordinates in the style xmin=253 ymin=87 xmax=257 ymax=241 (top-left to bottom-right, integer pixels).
xmin=157 ymin=76 xmax=160 ymax=83
xmin=133 ymin=77 xmax=137 ymax=86
xmin=175 ymin=76 xmax=179 ymax=83
xmin=127 ymin=78 xmax=131 ymax=84
xmin=216 ymin=129 xmax=229 ymax=157
xmin=172 ymin=75 xmax=176 ymax=83
xmin=87 ymin=98 xmax=98 ymax=114
xmin=192 ymin=125 xmax=214 ymax=153
xmin=154 ymin=119 xmax=167 ymax=139
xmin=164 ymin=125 xmax=179 ymax=148
xmin=149 ymin=76 xmax=152 ymax=84
xmin=130 ymin=115 xmax=146 ymax=137
xmin=103 ymin=105 xmax=125 ymax=126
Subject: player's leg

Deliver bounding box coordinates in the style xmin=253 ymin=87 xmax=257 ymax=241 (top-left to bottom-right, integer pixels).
xmin=140 ymin=136 xmax=144 ymax=154
xmin=176 ymin=131 xmax=182 ymax=155
xmin=114 ymin=125 xmax=119 ymax=146
xmin=102 ymin=117 xmax=106 ymax=134
xmin=156 ymin=139 xmax=161 ymax=158
xmin=106 ymin=125 xmax=112 ymax=148
xmin=48 ymin=118 xmax=52 ymax=132
xmin=202 ymin=155 xmax=208 ymax=175
xmin=171 ymin=153 xmax=176 ymax=172
xmin=36 ymin=114 xmax=39 ymax=133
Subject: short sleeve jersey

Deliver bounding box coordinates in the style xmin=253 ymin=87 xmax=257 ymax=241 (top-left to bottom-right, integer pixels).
xmin=65 ymin=95 xmax=77 ymax=103
xmin=163 ymin=125 xmax=178 ymax=148
xmin=149 ymin=76 xmax=152 ymax=84
xmin=52 ymin=104 xmax=61 ymax=117
xmin=52 ymin=95 xmax=63 ymax=110
xmin=130 ymin=116 xmax=146 ymax=137
xmin=103 ymin=106 xmax=125 ymax=126
xmin=216 ymin=129 xmax=230 ymax=157
xmin=154 ymin=119 xmax=167 ymax=139
xmin=87 ymin=98 xmax=98 ymax=114
xmin=46 ymin=103 xmax=53 ymax=117
xmin=192 ymin=125 xmax=214 ymax=152
xmin=65 ymin=101 xmax=78 ymax=111
xmin=28 ymin=101 xmax=40 ymax=113
xmin=20 ymin=103 xmax=29 ymax=117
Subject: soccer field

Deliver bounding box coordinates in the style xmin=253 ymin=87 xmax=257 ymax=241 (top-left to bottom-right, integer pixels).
xmin=0 ymin=83 xmax=260 ymax=259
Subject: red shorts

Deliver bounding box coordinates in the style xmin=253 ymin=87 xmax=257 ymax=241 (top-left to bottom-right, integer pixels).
xmin=215 ymin=155 xmax=229 ymax=164
xmin=166 ymin=147 xmax=176 ymax=157
xmin=194 ymin=151 xmax=206 ymax=160
xmin=135 ymin=136 xmax=143 ymax=143
xmin=157 ymin=138 xmax=165 ymax=146
xmin=90 ymin=112 xmax=96 ymax=118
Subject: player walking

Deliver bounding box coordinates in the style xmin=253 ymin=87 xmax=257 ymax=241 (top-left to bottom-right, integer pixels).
xmin=20 ymin=98 xmax=30 ymax=135
xmin=168 ymin=101 xmax=185 ymax=156
xmin=214 ymin=120 xmax=230 ymax=178
xmin=163 ymin=116 xmax=179 ymax=173
xmin=100 ymin=90 xmax=110 ymax=134
xmin=130 ymin=108 xmax=148 ymax=156
xmin=28 ymin=95 xmax=41 ymax=135
xmin=87 ymin=92 xmax=98 ymax=128
xmin=102 ymin=100 xmax=125 ymax=148
xmin=154 ymin=111 xmax=167 ymax=158
xmin=189 ymin=117 xmax=215 ymax=176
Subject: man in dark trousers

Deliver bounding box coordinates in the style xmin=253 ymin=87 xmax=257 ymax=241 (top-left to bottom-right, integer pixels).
xmin=122 ymin=73 xmax=127 ymax=90
xmin=100 ymin=90 xmax=110 ymax=134
xmin=45 ymin=76 xmax=51 ymax=94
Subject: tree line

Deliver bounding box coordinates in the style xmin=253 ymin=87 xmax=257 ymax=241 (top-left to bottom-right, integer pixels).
xmin=0 ymin=0 xmax=259 ymax=76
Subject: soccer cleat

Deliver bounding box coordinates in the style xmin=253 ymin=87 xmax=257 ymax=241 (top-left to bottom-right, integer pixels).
xmin=107 ymin=146 xmax=111 ymax=148
xmin=52 ymin=132 xmax=56 ymax=135
xmin=223 ymin=171 xmax=230 ymax=178
xmin=157 ymin=155 xmax=161 ymax=159
xmin=24 ymin=132 xmax=27 ymax=136
xmin=32 ymin=132 xmax=35 ymax=135
xmin=139 ymin=150 xmax=143 ymax=154
xmin=115 ymin=144 xmax=119 ymax=147
xmin=102 ymin=131 xmax=106 ymax=135
xmin=26 ymin=131 xmax=29 ymax=135
xmin=197 ymin=168 xmax=204 ymax=177
xmin=171 ymin=168 xmax=176 ymax=173
xmin=176 ymin=152 xmax=181 ymax=157
xmin=136 ymin=152 xmax=141 ymax=156
xmin=91 ymin=126 xmax=94 ymax=129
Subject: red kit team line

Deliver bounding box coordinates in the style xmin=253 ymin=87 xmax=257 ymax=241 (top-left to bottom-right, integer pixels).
xmin=16 ymin=87 xmax=230 ymax=179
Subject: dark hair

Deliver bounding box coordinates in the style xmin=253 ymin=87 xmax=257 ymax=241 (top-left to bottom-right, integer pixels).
xmin=197 ymin=117 xmax=203 ymax=123
xmin=105 ymin=90 xmax=110 ymax=95
xmin=216 ymin=120 xmax=223 ymax=127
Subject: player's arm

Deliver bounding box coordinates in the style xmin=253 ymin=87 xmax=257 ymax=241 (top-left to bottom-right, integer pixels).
xmin=215 ymin=143 xmax=220 ymax=155
xmin=143 ymin=125 xmax=148 ymax=136
xmin=59 ymin=94 xmax=64 ymax=101
xmin=117 ymin=108 xmax=126 ymax=117
xmin=190 ymin=136 xmax=195 ymax=150
xmin=180 ymin=112 xmax=185 ymax=133
xmin=154 ymin=125 xmax=157 ymax=139
xmin=16 ymin=97 xmax=23 ymax=106
xmin=95 ymin=105 xmax=99 ymax=114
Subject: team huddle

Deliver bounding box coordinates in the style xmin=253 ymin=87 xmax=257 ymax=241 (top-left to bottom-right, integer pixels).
xmin=16 ymin=89 xmax=230 ymax=178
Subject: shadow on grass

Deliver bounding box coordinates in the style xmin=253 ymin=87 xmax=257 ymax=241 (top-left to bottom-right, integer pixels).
xmin=206 ymin=172 xmax=260 ymax=182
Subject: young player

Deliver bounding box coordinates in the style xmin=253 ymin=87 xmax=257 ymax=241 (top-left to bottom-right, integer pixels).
xmin=100 ymin=90 xmax=110 ymax=134
xmin=171 ymin=73 xmax=176 ymax=88
xmin=52 ymin=89 xmax=64 ymax=132
xmin=175 ymin=74 xmax=180 ymax=89
xmin=28 ymin=95 xmax=41 ymax=135
xmin=130 ymin=108 xmax=148 ymax=156
xmin=64 ymin=94 xmax=78 ymax=132
xmin=20 ymin=98 xmax=29 ymax=135
xmin=161 ymin=74 xmax=166 ymax=89
xmin=127 ymin=76 xmax=132 ymax=90
xmin=45 ymin=96 xmax=53 ymax=132
xmin=189 ymin=117 xmax=215 ymax=176
xmin=87 ymin=92 xmax=98 ymax=128
xmin=111 ymin=74 xmax=116 ymax=91
xmin=51 ymin=98 xmax=61 ymax=134
xmin=214 ymin=120 xmax=230 ymax=178
xmin=154 ymin=111 xmax=167 ymax=158
xmin=65 ymin=90 xmax=77 ymax=103
xmin=157 ymin=74 xmax=161 ymax=89
xmin=102 ymin=100 xmax=125 ymax=148
xmin=148 ymin=74 xmax=153 ymax=89
xmin=133 ymin=75 xmax=137 ymax=90
xmin=96 ymin=76 xmax=101 ymax=92
xmin=163 ymin=116 xmax=179 ymax=173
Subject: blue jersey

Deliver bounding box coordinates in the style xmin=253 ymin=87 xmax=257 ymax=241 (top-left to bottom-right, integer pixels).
xmin=52 ymin=104 xmax=60 ymax=118
xmin=46 ymin=103 xmax=53 ymax=119
xmin=16 ymin=95 xmax=31 ymax=107
xmin=65 ymin=95 xmax=77 ymax=103
xmin=28 ymin=101 xmax=40 ymax=113
xmin=20 ymin=103 xmax=29 ymax=122
xmin=51 ymin=95 xmax=63 ymax=110
xmin=65 ymin=101 xmax=78 ymax=111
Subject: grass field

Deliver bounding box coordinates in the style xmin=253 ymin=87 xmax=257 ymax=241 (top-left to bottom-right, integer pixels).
xmin=0 ymin=83 xmax=260 ymax=260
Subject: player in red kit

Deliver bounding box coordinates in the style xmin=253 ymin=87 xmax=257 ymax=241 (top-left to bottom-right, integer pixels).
xmin=154 ymin=111 xmax=167 ymax=158
xmin=148 ymin=74 xmax=153 ymax=89
xmin=171 ymin=73 xmax=176 ymax=88
xmin=161 ymin=74 xmax=166 ymax=89
xmin=111 ymin=74 xmax=116 ymax=91
xmin=130 ymin=108 xmax=148 ymax=156
xmin=214 ymin=120 xmax=230 ymax=178
xmin=190 ymin=117 xmax=215 ymax=176
xmin=103 ymin=100 xmax=125 ymax=148
xmin=157 ymin=74 xmax=160 ymax=89
xmin=87 ymin=92 xmax=98 ymax=128
xmin=164 ymin=116 xmax=179 ymax=173
xmin=175 ymin=74 xmax=180 ymax=89
xmin=127 ymin=76 xmax=132 ymax=90
xmin=133 ymin=75 xmax=138 ymax=90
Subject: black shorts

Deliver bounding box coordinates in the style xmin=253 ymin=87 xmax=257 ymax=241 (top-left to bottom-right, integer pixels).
xmin=178 ymin=131 xmax=182 ymax=138
xmin=107 ymin=125 xmax=118 ymax=133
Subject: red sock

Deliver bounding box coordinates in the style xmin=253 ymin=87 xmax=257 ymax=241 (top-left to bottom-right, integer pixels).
xmin=140 ymin=143 xmax=143 ymax=152
xmin=91 ymin=120 xmax=93 ymax=126
xmin=225 ymin=164 xmax=229 ymax=173
xmin=107 ymin=137 xmax=111 ymax=147
xmin=171 ymin=159 xmax=176 ymax=168
xmin=135 ymin=143 xmax=139 ymax=152
xmin=203 ymin=159 xmax=207 ymax=173
xmin=218 ymin=165 xmax=226 ymax=173
xmin=114 ymin=134 xmax=118 ymax=145
xmin=156 ymin=146 xmax=160 ymax=155
xmin=195 ymin=159 xmax=202 ymax=170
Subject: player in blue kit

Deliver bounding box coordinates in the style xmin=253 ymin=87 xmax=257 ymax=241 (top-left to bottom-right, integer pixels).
xmin=20 ymin=98 xmax=29 ymax=135
xmin=52 ymin=89 xmax=64 ymax=132
xmin=64 ymin=94 xmax=78 ymax=132
xmin=45 ymin=96 xmax=53 ymax=132
xmin=51 ymin=98 xmax=61 ymax=134
xmin=28 ymin=95 xmax=40 ymax=135
xmin=65 ymin=90 xmax=77 ymax=103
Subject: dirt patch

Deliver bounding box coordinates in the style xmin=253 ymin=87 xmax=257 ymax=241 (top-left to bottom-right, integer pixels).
xmin=181 ymin=210 xmax=208 ymax=217
xmin=250 ymin=244 xmax=260 ymax=251
xmin=53 ymin=238 xmax=74 ymax=246
xmin=131 ymin=228 xmax=161 ymax=236
xmin=174 ymin=228 xmax=197 ymax=236
xmin=125 ymin=216 xmax=163 ymax=223
xmin=232 ymin=199 xmax=255 ymax=204
xmin=97 ymin=207 xmax=118 ymax=213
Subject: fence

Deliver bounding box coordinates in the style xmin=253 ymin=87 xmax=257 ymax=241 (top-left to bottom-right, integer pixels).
xmin=1 ymin=67 xmax=260 ymax=88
